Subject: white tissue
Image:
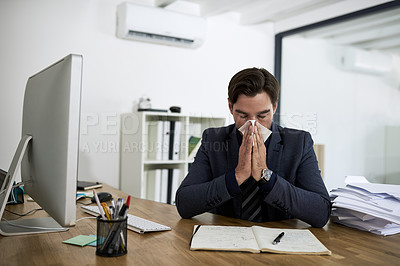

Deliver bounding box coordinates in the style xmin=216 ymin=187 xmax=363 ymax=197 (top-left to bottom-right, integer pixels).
xmin=238 ymin=120 xmax=272 ymax=145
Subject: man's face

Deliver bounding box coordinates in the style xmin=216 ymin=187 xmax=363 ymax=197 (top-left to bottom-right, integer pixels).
xmin=228 ymin=92 xmax=277 ymax=130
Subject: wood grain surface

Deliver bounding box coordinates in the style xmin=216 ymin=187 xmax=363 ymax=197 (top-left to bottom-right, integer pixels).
xmin=1 ymin=184 xmax=399 ymax=265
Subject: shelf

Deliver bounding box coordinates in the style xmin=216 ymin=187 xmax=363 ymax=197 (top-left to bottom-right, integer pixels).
xmin=120 ymin=111 xmax=225 ymax=204
xmin=144 ymin=160 xmax=188 ymax=165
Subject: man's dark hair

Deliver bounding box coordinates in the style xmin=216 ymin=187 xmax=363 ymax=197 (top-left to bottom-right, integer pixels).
xmin=228 ymin=67 xmax=280 ymax=105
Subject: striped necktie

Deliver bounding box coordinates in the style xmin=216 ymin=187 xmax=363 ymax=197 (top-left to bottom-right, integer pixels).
xmin=240 ymin=177 xmax=262 ymax=222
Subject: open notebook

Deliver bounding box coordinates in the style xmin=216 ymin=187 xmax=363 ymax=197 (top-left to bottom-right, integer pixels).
xmin=190 ymin=225 xmax=331 ymax=255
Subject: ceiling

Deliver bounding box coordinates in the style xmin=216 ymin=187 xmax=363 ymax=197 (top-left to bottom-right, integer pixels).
xmin=300 ymin=3 xmax=400 ymax=55
xmin=142 ymin=0 xmax=400 ymax=55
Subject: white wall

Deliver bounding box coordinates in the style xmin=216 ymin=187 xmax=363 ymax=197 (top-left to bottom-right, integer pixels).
xmin=280 ymin=36 xmax=400 ymax=190
xmin=0 ymin=0 xmax=274 ymax=188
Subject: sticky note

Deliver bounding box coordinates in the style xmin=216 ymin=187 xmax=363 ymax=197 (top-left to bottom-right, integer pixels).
xmin=62 ymin=235 xmax=97 ymax=247
xmin=87 ymin=235 xmax=97 ymax=247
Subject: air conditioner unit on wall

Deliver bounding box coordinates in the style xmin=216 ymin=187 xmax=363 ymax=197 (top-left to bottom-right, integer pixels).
xmin=116 ymin=2 xmax=206 ymax=48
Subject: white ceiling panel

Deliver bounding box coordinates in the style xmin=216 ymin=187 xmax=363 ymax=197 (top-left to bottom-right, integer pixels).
xmin=146 ymin=0 xmax=400 ymax=55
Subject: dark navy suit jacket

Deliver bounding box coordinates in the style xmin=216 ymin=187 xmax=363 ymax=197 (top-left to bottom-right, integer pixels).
xmin=175 ymin=122 xmax=331 ymax=227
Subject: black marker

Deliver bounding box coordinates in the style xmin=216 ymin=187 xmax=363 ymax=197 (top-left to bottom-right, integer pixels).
xmin=272 ymin=232 xmax=284 ymax=245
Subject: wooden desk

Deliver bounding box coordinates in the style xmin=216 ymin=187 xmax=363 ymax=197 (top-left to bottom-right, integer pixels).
xmin=1 ymin=184 xmax=399 ymax=265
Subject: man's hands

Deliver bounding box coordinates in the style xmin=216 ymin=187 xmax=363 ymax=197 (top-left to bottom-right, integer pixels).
xmin=235 ymin=122 xmax=268 ymax=185
xmin=235 ymin=122 xmax=253 ymax=185
xmin=252 ymin=124 xmax=267 ymax=180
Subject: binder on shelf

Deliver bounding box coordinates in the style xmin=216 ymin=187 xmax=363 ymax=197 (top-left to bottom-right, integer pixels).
xmin=171 ymin=121 xmax=181 ymax=160
xmin=160 ymin=169 xmax=169 ymax=203
xmin=147 ymin=169 xmax=162 ymax=202
xmin=170 ymin=169 xmax=180 ymax=205
xmin=147 ymin=121 xmax=164 ymax=160
xmin=166 ymin=169 xmax=173 ymax=204
xmin=162 ymin=121 xmax=170 ymax=160
xmin=168 ymin=120 xmax=182 ymax=160
xmin=168 ymin=121 xmax=175 ymax=160
xmin=147 ymin=168 xmax=179 ymax=204
xmin=147 ymin=171 xmax=155 ymax=201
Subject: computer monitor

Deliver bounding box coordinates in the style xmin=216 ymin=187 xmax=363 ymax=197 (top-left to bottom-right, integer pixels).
xmin=0 ymin=54 xmax=83 ymax=236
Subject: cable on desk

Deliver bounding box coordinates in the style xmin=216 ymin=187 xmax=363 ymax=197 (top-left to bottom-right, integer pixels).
xmin=76 ymin=201 xmax=92 ymax=205
xmin=75 ymin=216 xmax=97 ymax=223
xmin=4 ymin=208 xmax=43 ymax=216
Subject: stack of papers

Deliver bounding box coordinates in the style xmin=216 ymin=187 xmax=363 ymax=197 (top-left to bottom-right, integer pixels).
xmin=330 ymin=176 xmax=400 ymax=236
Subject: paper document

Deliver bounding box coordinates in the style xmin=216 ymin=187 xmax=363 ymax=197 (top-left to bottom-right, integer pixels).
xmin=330 ymin=176 xmax=400 ymax=236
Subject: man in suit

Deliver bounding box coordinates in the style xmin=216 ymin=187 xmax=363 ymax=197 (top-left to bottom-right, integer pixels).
xmin=175 ymin=68 xmax=331 ymax=227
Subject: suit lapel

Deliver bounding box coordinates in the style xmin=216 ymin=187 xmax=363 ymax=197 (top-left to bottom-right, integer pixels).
xmin=226 ymin=125 xmax=242 ymax=218
xmin=267 ymin=122 xmax=283 ymax=172
xmin=227 ymin=126 xmax=239 ymax=171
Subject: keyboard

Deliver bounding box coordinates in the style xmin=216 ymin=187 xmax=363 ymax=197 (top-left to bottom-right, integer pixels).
xmin=81 ymin=205 xmax=171 ymax=234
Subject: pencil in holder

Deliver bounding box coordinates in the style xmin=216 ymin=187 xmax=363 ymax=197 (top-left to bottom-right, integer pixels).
xmin=96 ymin=216 xmax=128 ymax=257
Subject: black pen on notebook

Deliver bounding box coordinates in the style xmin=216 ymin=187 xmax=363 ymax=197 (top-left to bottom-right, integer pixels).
xmin=272 ymin=232 xmax=284 ymax=245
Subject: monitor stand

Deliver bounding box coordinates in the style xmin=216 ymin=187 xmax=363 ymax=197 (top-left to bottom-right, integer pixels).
xmin=0 ymin=217 xmax=68 ymax=236
xmin=0 ymin=135 xmax=68 ymax=236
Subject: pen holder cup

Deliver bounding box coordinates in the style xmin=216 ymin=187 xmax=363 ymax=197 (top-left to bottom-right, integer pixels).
xmin=96 ymin=216 xmax=128 ymax=257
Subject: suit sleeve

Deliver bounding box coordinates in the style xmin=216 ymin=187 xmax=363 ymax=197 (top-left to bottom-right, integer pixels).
xmin=264 ymin=132 xmax=331 ymax=227
xmin=175 ymin=130 xmax=232 ymax=219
